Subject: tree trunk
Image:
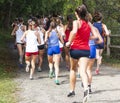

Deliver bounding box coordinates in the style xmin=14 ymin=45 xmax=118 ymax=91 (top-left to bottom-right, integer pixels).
xmin=3 ymin=0 xmax=13 ymax=29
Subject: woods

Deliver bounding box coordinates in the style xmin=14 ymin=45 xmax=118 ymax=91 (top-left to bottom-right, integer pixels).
xmin=0 ymin=0 xmax=120 ymax=31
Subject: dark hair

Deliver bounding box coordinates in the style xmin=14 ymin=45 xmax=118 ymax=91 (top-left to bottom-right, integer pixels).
xmin=75 ymin=4 xmax=89 ymax=22
xmin=14 ymin=18 xmax=18 ymax=22
xmin=67 ymin=14 xmax=73 ymax=22
xmin=93 ymin=11 xmax=103 ymax=22
xmin=18 ymin=17 xmax=23 ymax=23
xmin=67 ymin=14 xmax=73 ymax=31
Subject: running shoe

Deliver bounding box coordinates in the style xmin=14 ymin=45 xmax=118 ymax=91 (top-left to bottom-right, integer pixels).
xmin=55 ymin=80 xmax=60 ymax=85
xmin=30 ymin=77 xmax=34 ymax=80
xmin=26 ymin=64 xmax=30 ymax=72
xmin=49 ymin=71 xmax=53 ymax=79
xmin=29 ymin=75 xmax=33 ymax=80
xmin=95 ymin=69 xmax=99 ymax=75
xmin=83 ymin=90 xmax=89 ymax=103
xmin=38 ymin=67 xmax=42 ymax=72
xmin=19 ymin=63 xmax=24 ymax=68
xmin=67 ymin=91 xmax=75 ymax=97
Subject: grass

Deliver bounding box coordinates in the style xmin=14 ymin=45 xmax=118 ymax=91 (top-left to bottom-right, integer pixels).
xmin=103 ymin=55 xmax=120 ymax=69
xmin=0 ymin=29 xmax=17 ymax=103
xmin=101 ymin=47 xmax=120 ymax=69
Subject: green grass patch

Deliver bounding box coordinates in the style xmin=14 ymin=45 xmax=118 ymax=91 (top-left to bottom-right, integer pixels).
xmin=103 ymin=57 xmax=120 ymax=68
xmin=0 ymin=77 xmax=16 ymax=103
xmin=0 ymin=29 xmax=17 ymax=103
xmin=103 ymin=52 xmax=120 ymax=69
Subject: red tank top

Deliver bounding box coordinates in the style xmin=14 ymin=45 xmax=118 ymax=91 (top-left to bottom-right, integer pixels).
xmin=65 ymin=28 xmax=70 ymax=42
xmin=70 ymin=20 xmax=91 ymax=50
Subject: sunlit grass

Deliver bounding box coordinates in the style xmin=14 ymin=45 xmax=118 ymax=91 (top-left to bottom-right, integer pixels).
xmin=0 ymin=29 xmax=17 ymax=103
xmin=0 ymin=77 xmax=17 ymax=103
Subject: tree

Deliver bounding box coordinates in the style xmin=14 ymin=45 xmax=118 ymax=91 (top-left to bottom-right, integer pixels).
xmin=0 ymin=0 xmax=119 ymax=31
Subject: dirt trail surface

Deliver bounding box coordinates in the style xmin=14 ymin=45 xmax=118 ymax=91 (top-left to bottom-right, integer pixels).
xmin=10 ymin=45 xmax=120 ymax=103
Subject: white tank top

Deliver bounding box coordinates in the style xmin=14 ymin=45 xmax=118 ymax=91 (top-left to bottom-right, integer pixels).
xmin=37 ymin=27 xmax=44 ymax=45
xmin=16 ymin=24 xmax=24 ymax=43
xmin=25 ymin=30 xmax=38 ymax=52
xmin=57 ymin=26 xmax=64 ymax=48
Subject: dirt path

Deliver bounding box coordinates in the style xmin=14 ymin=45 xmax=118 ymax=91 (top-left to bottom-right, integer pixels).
xmin=10 ymin=45 xmax=120 ymax=103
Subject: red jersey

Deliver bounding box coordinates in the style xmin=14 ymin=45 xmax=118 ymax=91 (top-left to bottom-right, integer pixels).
xmin=70 ymin=20 xmax=91 ymax=50
xmin=65 ymin=28 xmax=70 ymax=42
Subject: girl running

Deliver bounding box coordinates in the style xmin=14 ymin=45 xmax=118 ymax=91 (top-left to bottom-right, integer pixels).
xmin=86 ymin=13 xmax=103 ymax=94
xmin=93 ymin=12 xmax=109 ymax=74
xmin=56 ymin=17 xmax=65 ymax=62
xmin=11 ymin=17 xmax=26 ymax=67
xmin=66 ymin=5 xmax=102 ymax=103
xmin=64 ymin=14 xmax=73 ymax=71
xmin=37 ymin=24 xmax=46 ymax=72
xmin=21 ymin=20 xmax=41 ymax=80
xmin=45 ymin=21 xmax=64 ymax=85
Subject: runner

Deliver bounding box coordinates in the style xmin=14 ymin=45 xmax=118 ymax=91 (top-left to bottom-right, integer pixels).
xmin=11 ymin=18 xmax=19 ymax=49
xmin=21 ymin=20 xmax=41 ymax=80
xmin=37 ymin=20 xmax=46 ymax=72
xmin=93 ymin=12 xmax=109 ymax=74
xmin=86 ymin=13 xmax=103 ymax=94
xmin=64 ymin=14 xmax=73 ymax=71
xmin=56 ymin=17 xmax=65 ymax=62
xmin=45 ymin=21 xmax=64 ymax=85
xmin=11 ymin=17 xmax=26 ymax=67
xmin=66 ymin=5 xmax=103 ymax=103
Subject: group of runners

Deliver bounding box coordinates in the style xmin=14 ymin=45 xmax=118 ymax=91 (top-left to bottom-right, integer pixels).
xmin=11 ymin=4 xmax=110 ymax=103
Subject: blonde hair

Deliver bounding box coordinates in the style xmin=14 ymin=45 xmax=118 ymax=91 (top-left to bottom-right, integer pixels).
xmin=87 ymin=13 xmax=93 ymax=22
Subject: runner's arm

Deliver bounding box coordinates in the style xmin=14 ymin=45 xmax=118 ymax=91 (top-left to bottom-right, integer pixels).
xmin=36 ymin=31 xmax=41 ymax=44
xmin=21 ymin=31 xmax=27 ymax=43
xmin=103 ymin=24 xmax=110 ymax=36
xmin=11 ymin=25 xmax=17 ymax=36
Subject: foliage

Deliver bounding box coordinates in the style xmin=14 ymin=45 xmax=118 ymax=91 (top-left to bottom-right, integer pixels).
xmin=0 ymin=0 xmax=119 ymax=30
xmin=63 ymin=0 xmax=82 ymax=17
xmin=83 ymin=0 xmax=120 ymax=33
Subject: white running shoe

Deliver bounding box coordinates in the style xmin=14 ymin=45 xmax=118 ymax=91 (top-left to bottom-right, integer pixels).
xmin=83 ymin=89 xmax=89 ymax=103
xmin=38 ymin=67 xmax=42 ymax=72
xmin=26 ymin=64 xmax=30 ymax=72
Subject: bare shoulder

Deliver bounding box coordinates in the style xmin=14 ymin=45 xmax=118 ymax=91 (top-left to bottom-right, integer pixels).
xmin=102 ymin=23 xmax=107 ymax=28
xmin=73 ymin=20 xmax=79 ymax=27
xmin=35 ymin=31 xmax=39 ymax=36
xmin=73 ymin=20 xmax=78 ymax=23
xmin=24 ymin=30 xmax=29 ymax=35
xmin=94 ymin=26 xmax=98 ymax=31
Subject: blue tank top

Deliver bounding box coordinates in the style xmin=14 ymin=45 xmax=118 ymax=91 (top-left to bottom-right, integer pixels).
xmin=48 ymin=29 xmax=59 ymax=47
xmin=93 ymin=22 xmax=103 ymax=37
xmin=93 ymin=22 xmax=104 ymax=44
xmin=89 ymin=33 xmax=95 ymax=45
